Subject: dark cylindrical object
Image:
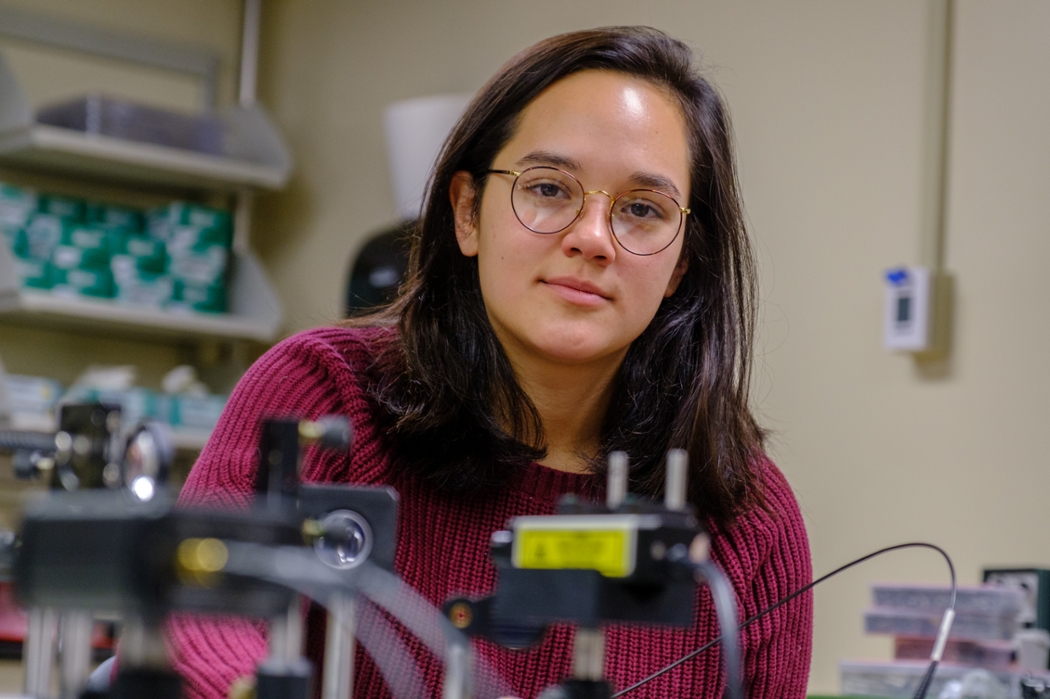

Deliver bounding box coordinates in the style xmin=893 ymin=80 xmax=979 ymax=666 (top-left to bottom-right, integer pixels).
xmin=15 ymin=491 xmax=301 ymax=618
xmin=537 ymin=679 xmax=613 ymax=699
xmin=256 ymin=419 xmax=302 ymax=506
xmin=51 ymin=403 xmax=121 ymax=492
xmin=0 ymin=430 xmax=56 ymax=453
xmin=256 ymin=659 xmax=313 ymax=699
xmin=112 ymin=668 xmax=182 ymax=699
xmin=12 ymin=450 xmax=48 ymax=480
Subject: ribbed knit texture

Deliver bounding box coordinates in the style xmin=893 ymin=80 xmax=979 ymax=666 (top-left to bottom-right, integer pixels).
xmin=168 ymin=326 xmax=813 ymax=699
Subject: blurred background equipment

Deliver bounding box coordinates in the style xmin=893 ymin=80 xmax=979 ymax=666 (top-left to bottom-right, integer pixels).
xmin=384 ymin=94 xmax=471 ymax=223
xmin=344 ymin=94 xmax=469 ymax=316
xmin=839 ymin=581 xmax=1050 ymax=697
xmin=344 ymin=219 xmax=412 ymax=316
xmin=0 ymin=397 xmax=178 ymax=695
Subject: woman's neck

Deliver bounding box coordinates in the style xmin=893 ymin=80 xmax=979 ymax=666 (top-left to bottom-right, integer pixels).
xmin=508 ymin=351 xmax=624 ymax=475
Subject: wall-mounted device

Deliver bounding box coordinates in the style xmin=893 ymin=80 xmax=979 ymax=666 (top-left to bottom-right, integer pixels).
xmin=884 ymin=266 xmax=933 ymax=352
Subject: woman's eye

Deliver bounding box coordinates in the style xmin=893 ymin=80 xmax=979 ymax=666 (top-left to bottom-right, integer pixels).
xmin=524 ymin=181 xmax=569 ymax=199
xmin=621 ymin=199 xmax=666 ymax=220
xmin=628 ymin=203 xmax=654 ymax=218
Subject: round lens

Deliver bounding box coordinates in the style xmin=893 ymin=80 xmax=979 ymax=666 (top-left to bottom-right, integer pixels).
xmin=314 ymin=510 xmax=373 ymax=570
xmin=610 ymin=190 xmax=684 ymax=256
xmin=122 ymin=423 xmax=173 ymax=500
xmin=511 ymin=167 xmax=583 ymax=234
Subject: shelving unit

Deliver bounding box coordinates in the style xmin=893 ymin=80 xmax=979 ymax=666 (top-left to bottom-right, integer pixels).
xmin=0 ymin=241 xmax=281 ymax=343
xmin=0 ymin=121 xmax=287 ymax=191
xmin=0 ymin=4 xmax=291 ymax=452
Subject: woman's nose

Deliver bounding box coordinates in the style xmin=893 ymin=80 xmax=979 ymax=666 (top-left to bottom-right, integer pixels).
xmin=561 ymin=191 xmax=617 ymax=262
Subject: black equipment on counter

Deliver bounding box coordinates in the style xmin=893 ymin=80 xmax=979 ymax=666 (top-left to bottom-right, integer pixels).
xmin=12 ymin=410 xmax=747 ymax=699
xmin=444 ymin=450 xmax=744 ymax=699
xmin=0 ymin=402 xmax=173 ymax=498
xmin=14 ymin=414 xmax=408 ymax=699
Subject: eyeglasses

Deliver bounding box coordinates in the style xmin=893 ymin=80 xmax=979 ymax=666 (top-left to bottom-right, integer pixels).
xmin=486 ymin=166 xmax=690 ymax=256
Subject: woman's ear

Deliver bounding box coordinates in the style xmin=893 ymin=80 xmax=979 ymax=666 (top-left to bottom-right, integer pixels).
xmin=450 ymin=171 xmax=479 ymax=257
xmin=664 ymin=256 xmax=689 ymax=298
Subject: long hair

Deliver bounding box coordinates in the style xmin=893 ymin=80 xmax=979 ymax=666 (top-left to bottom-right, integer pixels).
xmin=350 ymin=26 xmax=764 ymax=525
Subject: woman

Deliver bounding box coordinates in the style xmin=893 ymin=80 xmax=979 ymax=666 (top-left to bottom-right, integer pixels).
xmin=171 ymin=26 xmax=812 ymax=699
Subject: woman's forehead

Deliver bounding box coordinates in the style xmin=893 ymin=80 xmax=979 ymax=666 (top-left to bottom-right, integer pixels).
xmin=500 ymin=70 xmax=691 ymax=198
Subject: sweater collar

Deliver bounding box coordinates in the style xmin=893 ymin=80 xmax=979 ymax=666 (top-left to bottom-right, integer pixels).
xmin=515 ymin=461 xmax=601 ymax=503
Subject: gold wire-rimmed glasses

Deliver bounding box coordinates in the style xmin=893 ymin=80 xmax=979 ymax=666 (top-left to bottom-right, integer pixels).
xmin=486 ymin=166 xmax=690 ymax=256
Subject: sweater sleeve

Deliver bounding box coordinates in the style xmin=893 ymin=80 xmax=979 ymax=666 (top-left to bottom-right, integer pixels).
xmin=166 ymin=328 xmax=386 ymax=699
xmin=712 ymin=458 xmax=813 ymax=699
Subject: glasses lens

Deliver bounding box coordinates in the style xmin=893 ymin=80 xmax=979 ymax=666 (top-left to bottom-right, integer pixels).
xmin=511 ymin=167 xmax=583 ymax=234
xmin=610 ymin=190 xmax=684 ymax=255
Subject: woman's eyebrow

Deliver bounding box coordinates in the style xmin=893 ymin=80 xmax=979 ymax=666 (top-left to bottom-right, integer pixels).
xmin=515 ymin=151 xmax=582 ymax=171
xmin=629 ymin=172 xmax=683 ymax=199
xmin=515 ymin=151 xmax=685 ymax=199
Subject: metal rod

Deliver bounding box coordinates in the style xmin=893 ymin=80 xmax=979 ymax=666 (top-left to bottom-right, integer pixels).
xmin=664 ymin=449 xmax=688 ymax=511
xmin=24 ymin=607 xmax=57 ymax=699
xmin=442 ymin=636 xmax=474 ymax=699
xmin=120 ymin=616 xmax=169 ymax=669
xmin=239 ymin=0 xmax=261 ymax=107
xmin=572 ymin=627 xmax=605 ymax=681
xmin=58 ymin=611 xmax=93 ymax=698
xmin=0 ymin=429 xmax=57 ymax=453
xmin=322 ymin=594 xmax=357 ymax=699
xmin=606 ymin=451 xmax=628 ymax=509
xmin=268 ymin=612 xmax=287 ymax=660
xmin=919 ymin=0 xmax=955 ymax=274
xmin=269 ymin=598 xmax=304 ymax=663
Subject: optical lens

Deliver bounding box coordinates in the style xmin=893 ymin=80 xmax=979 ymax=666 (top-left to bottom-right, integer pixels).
xmin=314 ymin=510 xmax=373 ymax=570
xmin=511 ymin=167 xmax=583 ymax=233
xmin=611 ymin=190 xmax=683 ymax=255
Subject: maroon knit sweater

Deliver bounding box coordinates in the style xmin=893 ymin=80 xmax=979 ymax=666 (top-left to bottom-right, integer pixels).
xmin=169 ymin=326 xmax=812 ymax=699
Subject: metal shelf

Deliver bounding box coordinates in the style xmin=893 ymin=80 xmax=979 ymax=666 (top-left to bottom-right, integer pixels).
xmin=0 ymin=123 xmax=287 ymax=191
xmin=0 ymin=46 xmax=292 ymax=193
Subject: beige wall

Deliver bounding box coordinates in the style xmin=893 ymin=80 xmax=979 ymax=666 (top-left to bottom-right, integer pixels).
xmin=2 ymin=0 xmax=1050 ymax=695
xmin=254 ymin=0 xmax=1050 ymax=694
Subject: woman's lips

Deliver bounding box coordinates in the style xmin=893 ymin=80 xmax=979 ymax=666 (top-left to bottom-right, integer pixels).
xmin=541 ymin=277 xmax=611 ymax=306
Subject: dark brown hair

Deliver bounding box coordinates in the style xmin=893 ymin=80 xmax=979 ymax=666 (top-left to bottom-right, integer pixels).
xmin=350 ymin=26 xmax=764 ymax=525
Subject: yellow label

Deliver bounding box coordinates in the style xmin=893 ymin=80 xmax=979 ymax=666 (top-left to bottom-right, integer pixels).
xmin=516 ymin=529 xmax=631 ymax=577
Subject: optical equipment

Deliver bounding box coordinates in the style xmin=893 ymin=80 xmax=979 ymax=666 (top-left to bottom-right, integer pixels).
xmin=12 ymin=415 xmax=423 ymax=699
xmin=8 ymin=410 xmax=960 ymax=699
xmin=443 ymin=449 xmax=744 ymax=699
xmin=487 ymin=166 xmax=690 ymax=256
xmin=1 ymin=402 xmax=179 ymax=699
xmin=1 ymin=402 xmax=173 ymax=500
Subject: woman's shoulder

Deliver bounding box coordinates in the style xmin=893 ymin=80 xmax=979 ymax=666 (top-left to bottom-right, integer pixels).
xmin=264 ymin=324 xmax=394 ymax=372
xmin=708 ymin=455 xmax=810 ymax=592
xmin=179 ymin=324 xmax=399 ymax=505
xmin=244 ymin=325 xmax=393 ymax=399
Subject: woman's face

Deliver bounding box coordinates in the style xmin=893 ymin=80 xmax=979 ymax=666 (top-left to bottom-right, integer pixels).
xmin=452 ymin=70 xmax=691 ymax=370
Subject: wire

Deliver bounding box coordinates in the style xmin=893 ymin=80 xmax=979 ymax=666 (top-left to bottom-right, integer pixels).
xmin=612 ymin=542 xmax=957 ymax=698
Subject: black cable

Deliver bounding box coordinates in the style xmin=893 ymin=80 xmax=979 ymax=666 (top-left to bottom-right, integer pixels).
xmin=612 ymin=542 xmax=957 ymax=698
xmin=911 ymin=659 xmax=940 ymax=699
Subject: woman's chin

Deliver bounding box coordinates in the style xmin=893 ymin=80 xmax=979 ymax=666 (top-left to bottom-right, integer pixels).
xmin=526 ymin=337 xmax=626 ymax=368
